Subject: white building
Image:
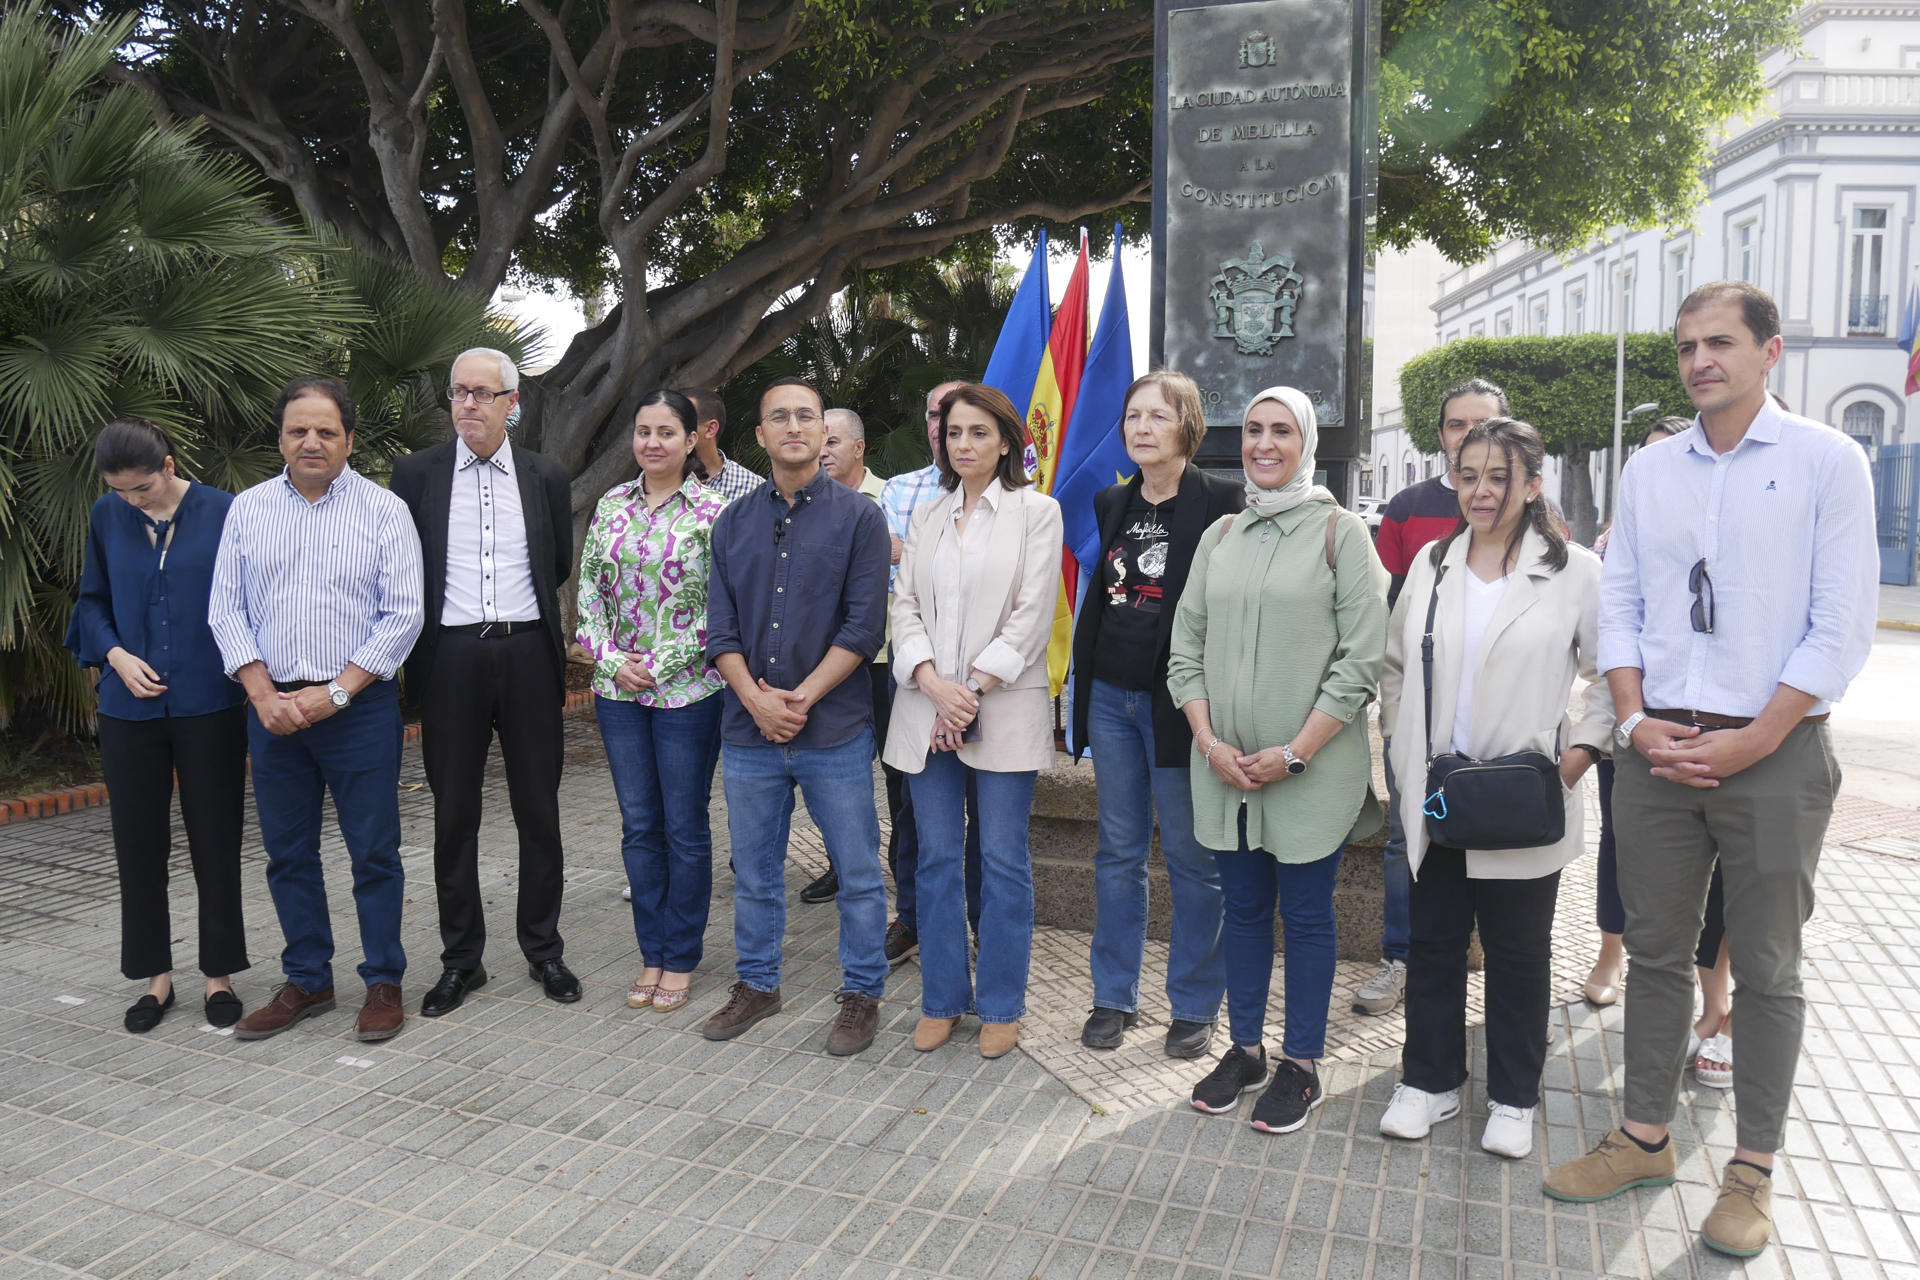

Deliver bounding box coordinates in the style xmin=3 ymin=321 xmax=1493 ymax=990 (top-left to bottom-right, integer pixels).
xmin=1368 ymin=1 xmax=1920 ymax=509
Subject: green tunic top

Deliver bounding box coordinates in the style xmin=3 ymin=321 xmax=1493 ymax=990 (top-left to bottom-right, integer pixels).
xmin=1166 ymin=498 xmax=1389 ymax=861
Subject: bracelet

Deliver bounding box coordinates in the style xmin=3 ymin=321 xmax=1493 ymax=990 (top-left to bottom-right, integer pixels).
xmin=1203 ymin=737 xmax=1223 ymax=764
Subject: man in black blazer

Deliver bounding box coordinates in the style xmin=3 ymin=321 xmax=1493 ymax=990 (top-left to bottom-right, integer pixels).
xmin=390 ymin=348 xmax=582 ymax=1015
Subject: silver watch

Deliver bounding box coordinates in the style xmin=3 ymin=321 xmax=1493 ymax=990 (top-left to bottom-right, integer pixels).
xmin=1281 ymin=744 xmax=1306 ymax=775
xmin=965 ymin=676 xmax=983 ymax=694
xmin=327 ymin=680 xmax=352 ymax=709
xmin=1614 ymin=710 xmax=1645 ymax=751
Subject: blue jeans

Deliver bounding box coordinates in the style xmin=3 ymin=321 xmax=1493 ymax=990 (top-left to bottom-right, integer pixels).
xmin=894 ymin=760 xmax=982 ymax=936
xmin=1085 ymin=679 xmax=1224 ymax=1022
xmin=1381 ymin=753 xmax=1411 ymax=961
xmin=247 ymin=679 xmax=406 ymax=990
xmin=1215 ymin=808 xmax=1344 ymax=1059
xmin=597 ymin=695 xmax=722 ymax=972
xmin=909 ymin=750 xmax=1036 ymax=1022
xmin=723 ymin=728 xmax=888 ymax=997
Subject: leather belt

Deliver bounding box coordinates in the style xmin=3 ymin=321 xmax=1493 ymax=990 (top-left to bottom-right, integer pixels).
xmin=1645 ymin=708 xmax=1830 ymax=731
xmin=273 ymin=680 xmax=323 ymax=693
xmin=442 ymin=620 xmax=541 ymax=639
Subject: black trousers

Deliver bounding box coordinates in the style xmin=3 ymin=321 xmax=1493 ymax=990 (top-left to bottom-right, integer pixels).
xmin=871 ymin=662 xmax=907 ymax=867
xmin=420 ymin=628 xmax=566 ymax=969
xmin=97 ymin=707 xmax=249 ymax=980
xmin=1402 ymin=842 xmax=1560 ymax=1108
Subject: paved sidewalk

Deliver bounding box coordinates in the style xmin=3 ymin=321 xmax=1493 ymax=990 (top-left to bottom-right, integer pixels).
xmin=2 ymin=710 xmax=1918 ymax=1279
xmin=1880 ymin=583 xmax=1920 ymax=632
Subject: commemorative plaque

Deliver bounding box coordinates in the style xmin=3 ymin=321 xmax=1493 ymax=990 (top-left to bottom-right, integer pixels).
xmin=1151 ymin=0 xmax=1373 ymax=496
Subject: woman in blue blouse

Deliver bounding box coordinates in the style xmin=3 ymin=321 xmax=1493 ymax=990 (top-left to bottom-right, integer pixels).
xmin=65 ymin=420 xmax=249 ymax=1033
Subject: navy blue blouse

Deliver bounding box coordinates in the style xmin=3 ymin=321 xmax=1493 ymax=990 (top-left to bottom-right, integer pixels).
xmin=65 ymin=482 xmax=243 ymax=721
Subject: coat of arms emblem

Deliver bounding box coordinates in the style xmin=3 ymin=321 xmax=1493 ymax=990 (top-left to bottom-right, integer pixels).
xmin=1239 ymin=30 xmax=1276 ymax=69
xmin=1208 ymin=242 xmax=1304 ymax=357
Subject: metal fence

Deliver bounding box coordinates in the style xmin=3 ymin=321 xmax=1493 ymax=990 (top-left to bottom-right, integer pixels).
xmin=1874 ymin=442 xmax=1920 ymax=586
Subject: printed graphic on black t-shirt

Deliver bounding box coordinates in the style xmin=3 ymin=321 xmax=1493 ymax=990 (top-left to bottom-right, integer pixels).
xmin=1093 ymin=490 xmax=1174 ymax=691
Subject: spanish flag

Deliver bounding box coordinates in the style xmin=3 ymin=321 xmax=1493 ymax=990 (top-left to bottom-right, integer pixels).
xmin=1030 ymin=235 xmax=1091 ymax=695
xmin=1899 ymin=279 xmax=1919 ymax=398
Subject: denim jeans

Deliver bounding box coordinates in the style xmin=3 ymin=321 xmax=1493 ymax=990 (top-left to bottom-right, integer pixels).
xmin=597 ymin=694 xmax=723 ymax=972
xmin=247 ymin=679 xmax=406 ymax=990
xmin=723 ymin=728 xmax=888 ymax=997
xmin=1085 ymin=679 xmax=1224 ymax=1022
xmin=1215 ymin=808 xmax=1344 ymax=1059
xmin=909 ymin=750 xmax=1036 ymax=1023
xmin=1380 ymin=753 xmax=1411 ymax=962
xmin=894 ymin=757 xmax=982 ymax=936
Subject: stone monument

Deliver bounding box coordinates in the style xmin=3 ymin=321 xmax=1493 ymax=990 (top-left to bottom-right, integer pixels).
xmin=1151 ymin=0 xmax=1375 ymax=500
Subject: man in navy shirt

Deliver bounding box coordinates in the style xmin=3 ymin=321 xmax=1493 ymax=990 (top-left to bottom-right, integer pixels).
xmin=703 ymin=376 xmax=893 ymax=1055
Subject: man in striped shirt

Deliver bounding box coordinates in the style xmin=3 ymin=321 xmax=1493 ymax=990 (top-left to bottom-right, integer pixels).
xmin=209 ymin=377 xmax=425 ymax=1044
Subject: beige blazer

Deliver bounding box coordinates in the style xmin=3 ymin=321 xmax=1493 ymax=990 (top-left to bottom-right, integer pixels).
xmin=1379 ymin=526 xmax=1613 ymax=880
xmin=883 ymin=483 xmax=1063 ymax=774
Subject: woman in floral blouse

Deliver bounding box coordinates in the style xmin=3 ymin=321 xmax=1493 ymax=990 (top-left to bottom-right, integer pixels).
xmin=577 ymin=388 xmax=730 ymax=1013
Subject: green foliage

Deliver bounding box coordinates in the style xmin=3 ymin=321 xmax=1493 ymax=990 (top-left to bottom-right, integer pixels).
xmin=0 ymin=6 xmax=528 ymax=734
xmin=1380 ymin=0 xmax=1800 ymax=263
xmin=1398 ymin=333 xmax=1690 ymax=455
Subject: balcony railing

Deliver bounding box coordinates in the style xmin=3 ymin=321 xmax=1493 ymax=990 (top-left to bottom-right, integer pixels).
xmin=1849 ymin=293 xmax=1890 ymax=336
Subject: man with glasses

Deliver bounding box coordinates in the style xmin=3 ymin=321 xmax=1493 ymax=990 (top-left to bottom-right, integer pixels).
xmin=1544 ymin=283 xmax=1877 ymax=1257
xmin=390 ymin=348 xmax=582 ymax=1016
xmin=702 ymin=376 xmax=893 ymax=1055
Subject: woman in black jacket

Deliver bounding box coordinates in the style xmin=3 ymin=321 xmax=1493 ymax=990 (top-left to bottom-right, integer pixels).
xmin=1068 ymin=370 xmax=1244 ymax=1058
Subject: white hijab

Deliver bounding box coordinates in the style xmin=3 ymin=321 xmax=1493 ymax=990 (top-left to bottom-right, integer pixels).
xmin=1242 ymin=385 xmax=1337 ymax=517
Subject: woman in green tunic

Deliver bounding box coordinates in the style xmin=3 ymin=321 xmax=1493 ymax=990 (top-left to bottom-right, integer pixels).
xmin=1168 ymin=385 xmax=1388 ymax=1133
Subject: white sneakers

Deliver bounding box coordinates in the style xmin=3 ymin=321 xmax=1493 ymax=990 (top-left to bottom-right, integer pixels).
xmin=1481 ymin=1102 xmax=1536 ymax=1159
xmin=1379 ymin=1085 xmax=1535 ymax=1159
xmin=1380 ymin=1084 xmax=1460 ymax=1138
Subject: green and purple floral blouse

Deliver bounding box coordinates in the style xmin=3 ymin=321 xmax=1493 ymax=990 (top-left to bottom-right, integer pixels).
xmin=576 ymin=475 xmax=728 ymax=707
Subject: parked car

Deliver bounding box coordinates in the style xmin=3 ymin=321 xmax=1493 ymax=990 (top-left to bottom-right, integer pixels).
xmin=1352 ymin=495 xmax=1383 ymax=534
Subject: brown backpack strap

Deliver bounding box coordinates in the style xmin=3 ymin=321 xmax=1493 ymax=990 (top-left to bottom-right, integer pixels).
xmin=1215 ymin=513 xmax=1238 ymax=545
xmin=1325 ymin=508 xmax=1338 ymax=572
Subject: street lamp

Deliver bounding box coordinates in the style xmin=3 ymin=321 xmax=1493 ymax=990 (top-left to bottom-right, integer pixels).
xmin=1608 ymin=401 xmax=1659 ymax=519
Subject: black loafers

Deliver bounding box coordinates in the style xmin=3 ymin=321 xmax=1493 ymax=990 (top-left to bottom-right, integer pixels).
xmin=421 ymin=966 xmax=489 ymax=1017
xmin=204 ymin=989 xmax=244 ymax=1028
xmin=529 ymin=958 xmax=582 ymax=1003
xmin=125 ymin=988 xmax=175 ymax=1033
xmin=1080 ymin=1006 xmax=1139 ymax=1050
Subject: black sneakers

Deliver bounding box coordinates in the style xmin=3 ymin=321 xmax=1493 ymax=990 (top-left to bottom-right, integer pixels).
xmin=1080 ymin=1007 xmax=1139 ymax=1049
xmin=1164 ymin=1019 xmax=1216 ymax=1060
xmin=1191 ymin=1044 xmax=1269 ymax=1114
xmin=1250 ymin=1058 xmax=1324 ymax=1134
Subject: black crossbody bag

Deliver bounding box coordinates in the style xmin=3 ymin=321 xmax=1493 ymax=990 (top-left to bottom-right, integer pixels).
xmin=1419 ymin=565 xmax=1566 ymax=851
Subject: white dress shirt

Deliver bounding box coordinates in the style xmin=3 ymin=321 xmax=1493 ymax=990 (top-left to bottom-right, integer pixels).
xmin=443 ymin=438 xmax=539 ymax=626
xmin=1597 ymin=398 xmax=1879 ymax=717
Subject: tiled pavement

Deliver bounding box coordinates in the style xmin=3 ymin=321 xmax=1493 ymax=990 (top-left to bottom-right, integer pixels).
xmin=2 ymin=709 xmax=1918 ymax=1279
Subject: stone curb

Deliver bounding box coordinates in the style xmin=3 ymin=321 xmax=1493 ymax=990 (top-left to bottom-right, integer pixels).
xmin=1879 ymin=617 xmax=1920 ymax=633
xmin=0 ymin=688 xmax=597 ymax=827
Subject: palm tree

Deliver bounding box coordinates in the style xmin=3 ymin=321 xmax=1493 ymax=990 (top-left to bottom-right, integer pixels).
xmin=0 ymin=8 xmax=528 ymax=735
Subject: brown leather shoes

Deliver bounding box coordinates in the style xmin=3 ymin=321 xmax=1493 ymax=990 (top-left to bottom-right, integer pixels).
xmin=233 ymin=982 xmax=335 ymax=1040
xmin=356 ymin=983 xmax=405 ymax=1042
xmin=825 ymin=991 xmax=880 ymax=1056
xmin=703 ymin=981 xmax=782 ymax=1041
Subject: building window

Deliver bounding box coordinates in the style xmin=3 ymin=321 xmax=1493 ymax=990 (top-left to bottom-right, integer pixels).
xmin=1530 ymin=296 xmax=1548 ymax=336
xmin=1566 ymin=283 xmax=1586 ymax=335
xmin=1495 ymin=310 xmax=1513 ymax=337
xmin=1848 ymin=208 xmax=1889 ymax=335
xmin=1734 ymin=219 xmax=1759 ymax=283
xmin=1469 ymin=320 xmax=1486 ymax=338
xmin=1842 ymin=401 xmax=1885 ymax=449
xmin=1405 ymin=458 xmax=1417 ymax=486
xmin=1358 ymin=466 xmax=1373 ymax=497
xmin=1444 ymin=330 xmax=1459 ymax=344
xmin=1619 ymin=267 xmax=1636 ymax=331
xmin=1669 ymin=246 xmax=1689 ymax=321
xmin=1376 ymin=455 xmax=1388 ymax=493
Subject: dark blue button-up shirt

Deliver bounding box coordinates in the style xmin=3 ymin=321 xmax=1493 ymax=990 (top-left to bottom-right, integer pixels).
xmin=65 ymin=482 xmax=244 ymax=721
xmin=706 ymin=467 xmax=890 ymax=749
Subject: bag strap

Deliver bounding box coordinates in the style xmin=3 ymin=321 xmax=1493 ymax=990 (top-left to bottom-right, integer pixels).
xmin=1421 ymin=564 xmax=1447 ymax=767
xmin=1215 ymin=507 xmax=1338 ymax=572
xmin=1215 ymin=512 xmax=1237 ymax=545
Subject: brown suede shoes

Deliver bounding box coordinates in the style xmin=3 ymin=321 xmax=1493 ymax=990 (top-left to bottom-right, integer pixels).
xmin=1702 ymin=1161 xmax=1774 ymax=1256
xmin=357 ymin=983 xmax=405 ymax=1041
xmin=979 ymin=1021 xmax=1020 ymax=1059
xmin=825 ymin=992 xmax=880 ymax=1056
xmin=914 ymin=1016 xmax=960 ymax=1051
xmin=233 ymin=982 xmax=335 ymax=1040
xmin=1542 ymin=1129 xmax=1677 ymax=1202
xmin=703 ymin=982 xmax=782 ymax=1041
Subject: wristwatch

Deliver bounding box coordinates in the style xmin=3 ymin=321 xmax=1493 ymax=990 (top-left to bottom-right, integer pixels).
xmin=1280 ymin=744 xmax=1306 ymax=775
xmin=1613 ymin=710 xmax=1646 ymax=751
xmin=965 ymin=676 xmax=983 ymax=694
xmin=327 ymin=680 xmax=352 ymax=709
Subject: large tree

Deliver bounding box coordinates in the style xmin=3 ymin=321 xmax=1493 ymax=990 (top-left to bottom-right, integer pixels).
xmin=1398 ymin=333 xmax=1691 ymax=545
xmin=76 ymin=0 xmax=1795 ymax=515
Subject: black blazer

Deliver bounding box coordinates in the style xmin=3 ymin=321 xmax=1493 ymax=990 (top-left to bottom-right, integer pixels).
xmin=1069 ymin=462 xmax=1244 ymax=767
xmin=390 ymin=438 xmax=575 ymax=704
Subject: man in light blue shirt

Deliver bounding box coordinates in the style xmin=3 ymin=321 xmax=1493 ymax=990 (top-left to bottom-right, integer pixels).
xmin=1546 ymin=283 xmax=1878 ymax=1256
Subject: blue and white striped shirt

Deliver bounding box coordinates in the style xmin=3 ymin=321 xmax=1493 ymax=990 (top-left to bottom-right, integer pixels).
xmin=209 ymin=467 xmax=425 ymax=684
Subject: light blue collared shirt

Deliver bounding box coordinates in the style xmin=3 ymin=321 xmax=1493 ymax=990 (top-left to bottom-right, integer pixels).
xmin=1597 ymin=397 xmax=1879 ymax=717
xmin=879 ymin=462 xmax=946 ymax=590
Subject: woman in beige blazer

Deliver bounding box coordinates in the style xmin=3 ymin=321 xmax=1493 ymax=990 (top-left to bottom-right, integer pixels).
xmin=1378 ymin=418 xmax=1613 ymax=1161
xmin=884 ymin=383 xmax=1063 ymax=1059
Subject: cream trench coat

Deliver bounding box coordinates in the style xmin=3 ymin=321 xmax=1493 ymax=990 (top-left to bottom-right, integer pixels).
xmin=1379 ymin=525 xmax=1613 ymax=880
xmin=883 ymin=483 xmax=1063 ymax=775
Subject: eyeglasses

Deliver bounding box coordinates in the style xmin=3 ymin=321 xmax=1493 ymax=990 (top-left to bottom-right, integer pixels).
xmin=447 ymin=385 xmax=506 ymax=405
xmin=1689 ymin=558 xmax=1715 ymax=634
xmin=763 ymin=408 xmax=821 ymax=427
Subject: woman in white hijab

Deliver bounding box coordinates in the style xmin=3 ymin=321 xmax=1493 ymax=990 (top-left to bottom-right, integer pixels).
xmin=1166 ymin=386 xmax=1389 ymax=1134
